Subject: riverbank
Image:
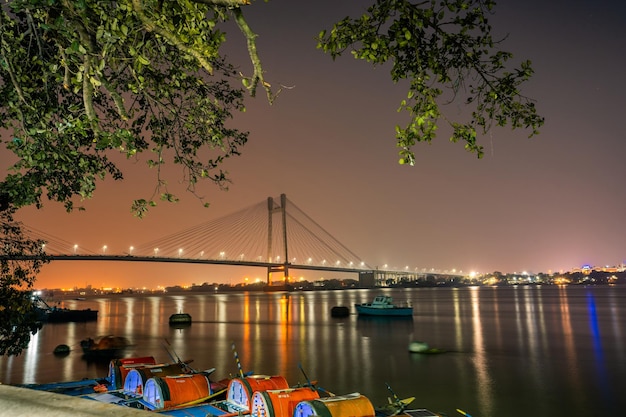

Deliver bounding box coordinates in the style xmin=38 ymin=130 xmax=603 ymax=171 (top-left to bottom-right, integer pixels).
xmin=0 ymin=384 xmax=149 ymax=416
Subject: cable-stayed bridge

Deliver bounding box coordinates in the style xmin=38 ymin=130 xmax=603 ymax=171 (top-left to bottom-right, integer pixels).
xmin=25 ymin=194 xmax=463 ymax=286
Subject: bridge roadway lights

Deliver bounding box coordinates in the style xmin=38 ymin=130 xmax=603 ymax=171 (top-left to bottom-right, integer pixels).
xmin=0 ymin=384 xmax=150 ymax=416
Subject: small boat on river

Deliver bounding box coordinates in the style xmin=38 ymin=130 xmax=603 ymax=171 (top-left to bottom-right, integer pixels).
xmin=80 ymin=335 xmax=130 ymax=359
xmin=33 ymin=296 xmax=98 ymax=323
xmin=355 ymin=295 xmax=413 ymax=317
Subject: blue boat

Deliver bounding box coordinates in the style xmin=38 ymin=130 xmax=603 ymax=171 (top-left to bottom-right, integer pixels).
xmin=17 ymin=378 xmax=111 ymax=396
xmin=354 ymin=295 xmax=413 ymax=317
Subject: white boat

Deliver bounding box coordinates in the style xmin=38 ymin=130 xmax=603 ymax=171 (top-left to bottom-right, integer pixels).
xmin=354 ymin=295 xmax=413 ymax=317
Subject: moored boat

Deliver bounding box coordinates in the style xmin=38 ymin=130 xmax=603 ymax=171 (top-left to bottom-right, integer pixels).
xmin=33 ymin=296 xmax=98 ymax=323
xmin=293 ymin=392 xmax=376 ymax=417
xmin=122 ymin=363 xmax=197 ymax=396
xmin=17 ymin=378 xmax=112 ymax=396
xmin=141 ymin=372 xmax=229 ymax=411
xmin=80 ymin=335 xmax=131 ymax=359
xmin=354 ymin=295 xmax=413 ymax=317
xmin=108 ymin=356 xmax=158 ymax=389
xmin=250 ymin=387 xmax=320 ymax=417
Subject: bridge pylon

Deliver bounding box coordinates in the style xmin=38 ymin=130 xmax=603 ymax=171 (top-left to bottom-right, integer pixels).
xmin=266 ymin=194 xmax=289 ymax=287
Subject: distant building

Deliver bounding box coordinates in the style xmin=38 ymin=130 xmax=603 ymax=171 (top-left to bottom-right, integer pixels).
xmin=358 ymin=271 xmax=376 ymax=288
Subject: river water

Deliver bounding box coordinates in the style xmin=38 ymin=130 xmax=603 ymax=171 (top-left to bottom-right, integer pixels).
xmin=1 ymin=286 xmax=624 ymax=416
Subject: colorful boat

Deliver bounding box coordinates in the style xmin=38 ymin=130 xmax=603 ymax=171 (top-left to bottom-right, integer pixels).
xmin=140 ymin=372 xmax=229 ymax=411
xmin=123 ymin=363 xmax=198 ymax=396
xmin=108 ymin=356 xmax=158 ymax=389
xmin=250 ymin=387 xmax=320 ymax=417
xmin=158 ymin=374 xmax=317 ymax=417
xmin=354 ymin=295 xmax=413 ymax=317
xmin=17 ymin=378 xmax=111 ymax=397
xmin=219 ymin=374 xmax=291 ymax=414
xmin=293 ymin=392 xmax=376 ymax=417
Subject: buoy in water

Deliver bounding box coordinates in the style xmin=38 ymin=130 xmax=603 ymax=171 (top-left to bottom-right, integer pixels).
xmin=408 ymin=341 xmax=430 ymax=353
xmin=53 ymin=344 xmax=71 ymax=355
xmin=331 ymin=306 xmax=350 ymax=318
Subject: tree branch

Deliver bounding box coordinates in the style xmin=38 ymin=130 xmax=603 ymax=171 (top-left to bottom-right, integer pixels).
xmin=132 ymin=0 xmax=214 ymax=75
xmin=232 ymin=6 xmax=273 ymax=103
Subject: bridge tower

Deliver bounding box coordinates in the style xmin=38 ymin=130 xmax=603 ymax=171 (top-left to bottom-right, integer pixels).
xmin=266 ymin=194 xmax=289 ymax=286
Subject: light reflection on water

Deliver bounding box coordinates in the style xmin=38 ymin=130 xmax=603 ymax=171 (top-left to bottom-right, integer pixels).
xmin=1 ymin=286 xmax=626 ymax=416
xmin=469 ymin=287 xmax=492 ymax=417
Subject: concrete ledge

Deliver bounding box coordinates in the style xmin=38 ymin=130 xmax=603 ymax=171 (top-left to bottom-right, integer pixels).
xmin=0 ymin=384 xmax=149 ymax=416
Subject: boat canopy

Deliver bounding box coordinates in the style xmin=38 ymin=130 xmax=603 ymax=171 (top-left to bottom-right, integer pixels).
xmin=293 ymin=393 xmax=375 ymax=417
xmin=142 ymin=373 xmax=212 ymax=410
xmin=225 ymin=375 xmax=289 ymax=412
xmin=250 ymin=388 xmax=320 ymax=417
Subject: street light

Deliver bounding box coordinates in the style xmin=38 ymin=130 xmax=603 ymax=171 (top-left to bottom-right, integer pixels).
xmin=73 ymin=244 xmax=78 ymax=254
xmin=102 ymin=245 xmax=107 ymax=254
xmin=129 ymin=246 xmax=134 ymax=255
xmin=154 ymin=248 xmax=159 ymax=257
xmin=178 ymin=248 xmax=183 ymax=257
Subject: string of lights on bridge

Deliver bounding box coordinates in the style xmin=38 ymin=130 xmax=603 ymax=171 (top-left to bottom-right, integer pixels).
xmin=25 ymin=195 xmax=465 ymax=276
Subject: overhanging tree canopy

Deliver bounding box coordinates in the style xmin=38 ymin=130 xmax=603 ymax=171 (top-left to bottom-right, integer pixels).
xmin=1 ymin=0 xmax=542 ymax=215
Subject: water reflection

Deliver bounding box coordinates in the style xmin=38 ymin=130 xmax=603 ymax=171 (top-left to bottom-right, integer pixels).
xmin=1 ymin=287 xmax=626 ymax=416
xmin=469 ymin=286 xmax=492 ymax=416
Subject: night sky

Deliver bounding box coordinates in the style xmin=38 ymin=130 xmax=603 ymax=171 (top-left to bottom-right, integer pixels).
xmin=7 ymin=0 xmax=626 ymax=289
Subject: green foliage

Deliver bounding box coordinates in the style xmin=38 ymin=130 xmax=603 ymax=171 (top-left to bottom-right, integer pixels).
xmin=0 ymin=204 xmax=49 ymax=356
xmin=0 ymin=0 xmax=248 ymax=215
xmin=318 ymin=0 xmax=543 ymax=164
xmin=0 ymin=0 xmax=544 ymax=214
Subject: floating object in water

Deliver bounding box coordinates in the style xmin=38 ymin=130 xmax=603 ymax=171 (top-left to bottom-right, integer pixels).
xmin=169 ymin=312 xmax=192 ymax=326
xmin=408 ymin=341 xmax=447 ymax=354
xmin=81 ymin=335 xmax=130 ymax=359
xmin=53 ymin=344 xmax=70 ymax=355
xmin=330 ymin=306 xmax=350 ymax=318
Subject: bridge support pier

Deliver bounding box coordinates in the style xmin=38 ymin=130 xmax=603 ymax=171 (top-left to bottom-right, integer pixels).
xmin=266 ymin=194 xmax=289 ymax=287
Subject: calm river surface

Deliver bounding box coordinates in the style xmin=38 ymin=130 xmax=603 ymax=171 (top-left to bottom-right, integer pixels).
xmin=1 ymin=286 xmax=625 ymax=416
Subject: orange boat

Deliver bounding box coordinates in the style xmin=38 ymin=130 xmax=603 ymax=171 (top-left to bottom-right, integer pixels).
xmin=293 ymin=392 xmax=376 ymax=417
xmin=141 ymin=373 xmax=220 ymax=410
xmin=220 ymin=374 xmax=290 ymax=414
xmin=251 ymin=387 xmax=320 ymax=417
xmin=123 ymin=363 xmax=193 ymax=396
xmin=108 ymin=356 xmax=157 ymax=389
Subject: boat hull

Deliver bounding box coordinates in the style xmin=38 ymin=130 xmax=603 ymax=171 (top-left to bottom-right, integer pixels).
xmin=38 ymin=308 xmax=98 ymax=322
xmin=354 ymin=304 xmax=413 ymax=317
